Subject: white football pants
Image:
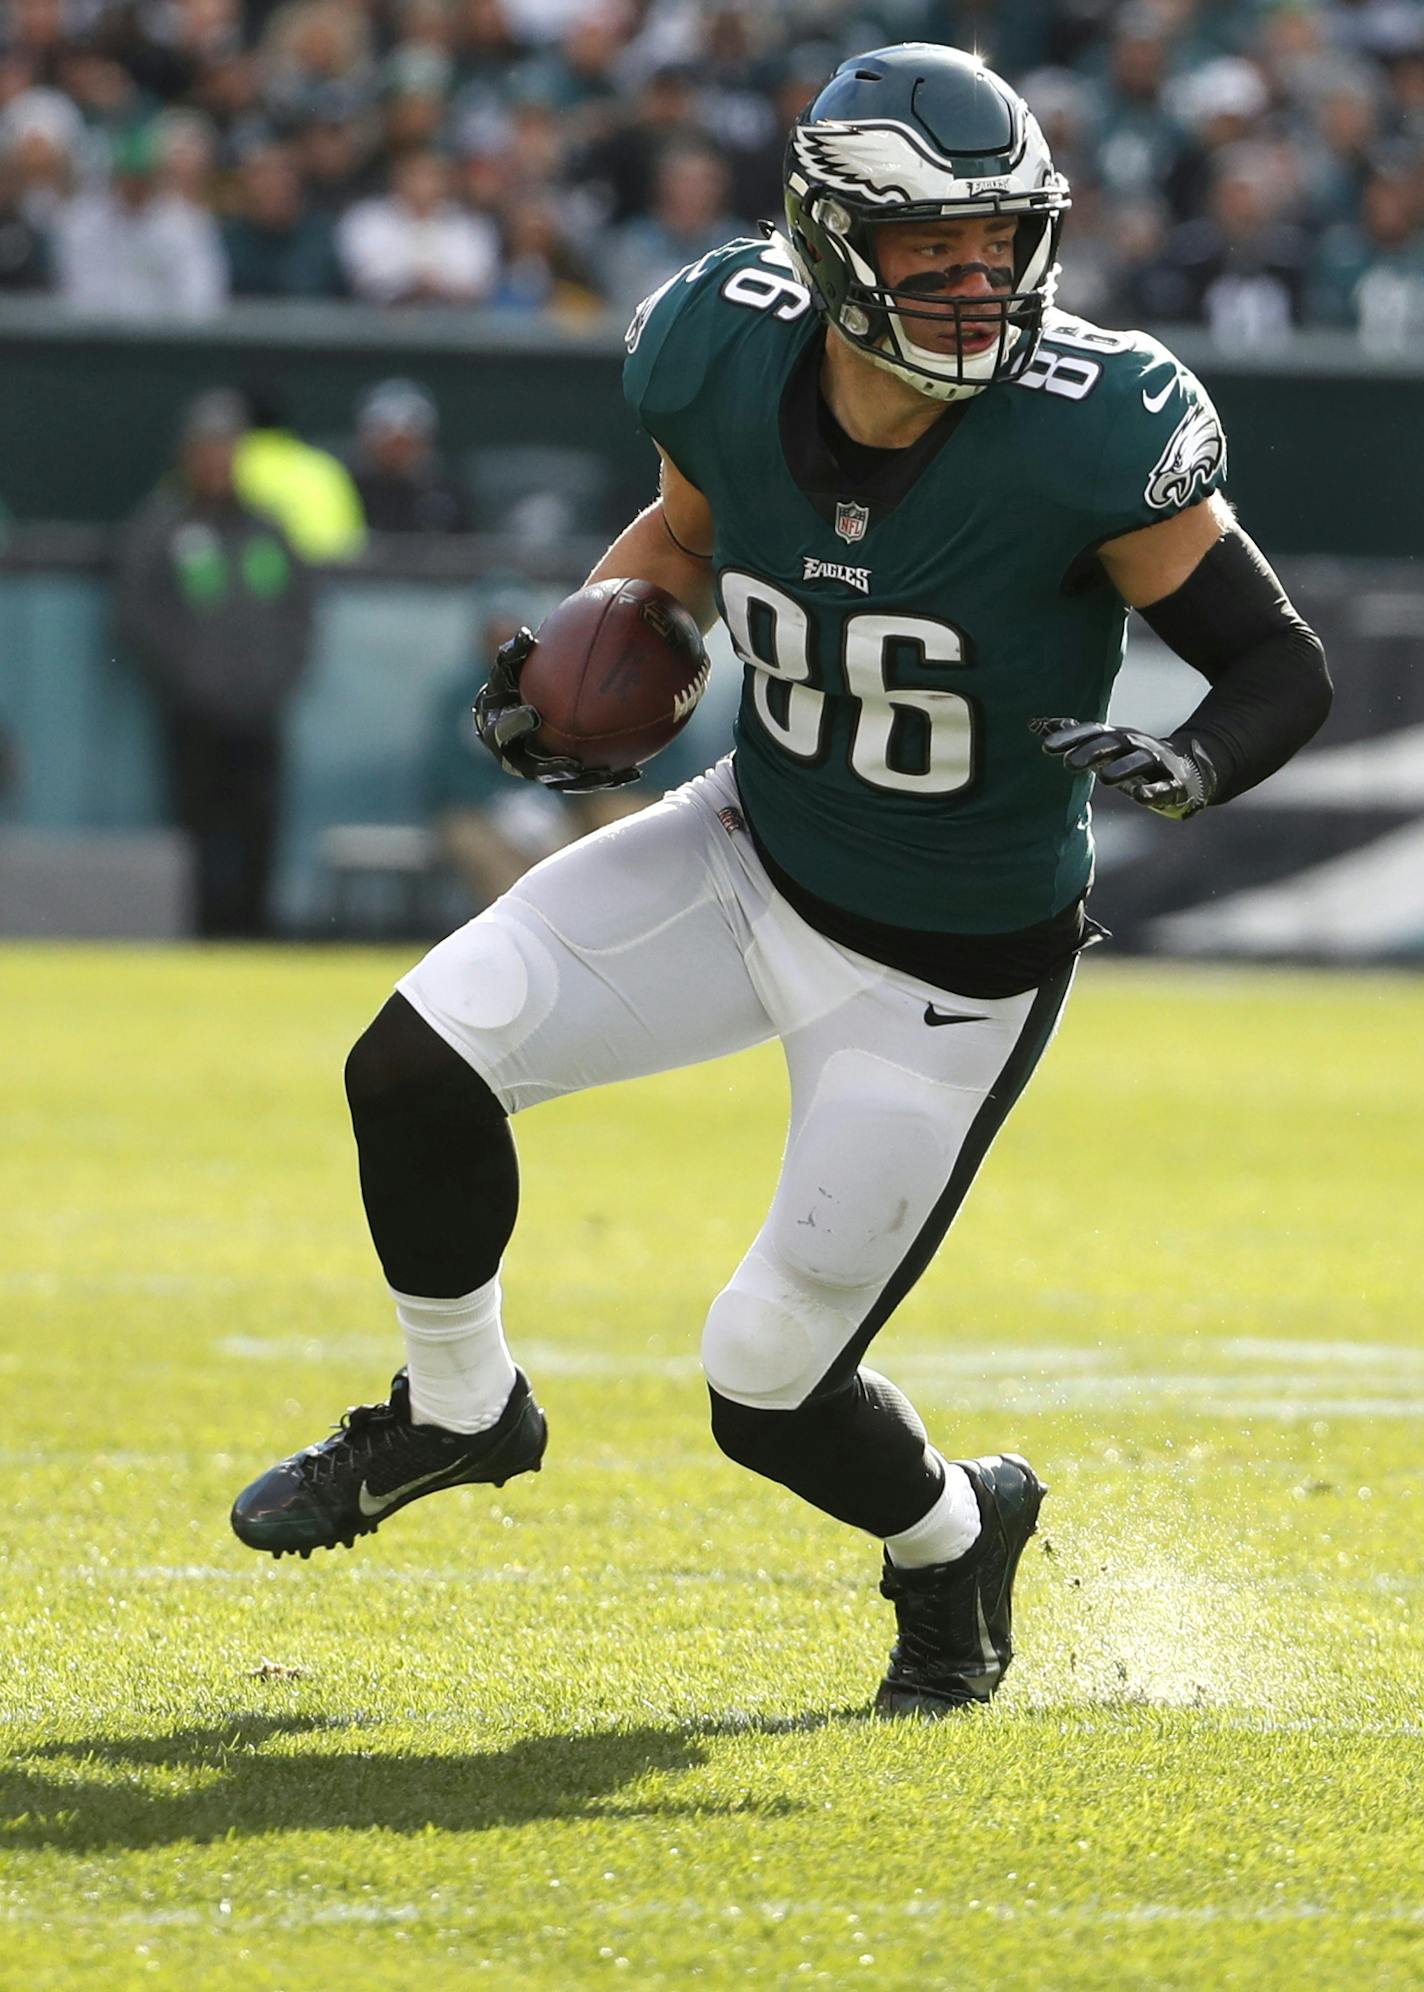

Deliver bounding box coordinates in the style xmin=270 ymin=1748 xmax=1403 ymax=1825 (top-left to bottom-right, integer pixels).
xmin=398 ymin=758 xmax=1073 ymax=1408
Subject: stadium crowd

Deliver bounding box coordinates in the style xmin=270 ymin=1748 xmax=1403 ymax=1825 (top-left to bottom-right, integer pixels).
xmin=0 ymin=0 xmax=1421 ymax=345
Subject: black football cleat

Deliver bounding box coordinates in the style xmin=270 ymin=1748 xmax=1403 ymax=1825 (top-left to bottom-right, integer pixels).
xmin=874 ymin=1452 xmax=1046 ymax=1719
xmin=230 ymin=1367 xmax=547 ymax=1558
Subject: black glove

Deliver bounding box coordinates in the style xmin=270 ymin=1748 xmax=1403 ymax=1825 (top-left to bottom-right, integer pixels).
xmin=1030 ymin=716 xmax=1217 ymax=820
xmin=472 ymin=626 xmax=641 ymax=794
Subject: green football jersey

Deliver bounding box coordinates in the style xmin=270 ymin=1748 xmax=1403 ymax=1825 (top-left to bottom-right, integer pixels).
xmin=623 ymin=238 xmax=1228 ymax=934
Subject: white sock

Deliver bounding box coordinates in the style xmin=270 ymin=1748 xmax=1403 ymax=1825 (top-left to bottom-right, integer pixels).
xmin=884 ymin=1455 xmax=982 ymax=1569
xmin=391 ymin=1277 xmax=518 ymax=1434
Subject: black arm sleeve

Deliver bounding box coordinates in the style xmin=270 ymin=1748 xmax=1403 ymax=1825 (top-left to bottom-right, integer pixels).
xmin=1138 ymin=525 xmax=1332 ymax=805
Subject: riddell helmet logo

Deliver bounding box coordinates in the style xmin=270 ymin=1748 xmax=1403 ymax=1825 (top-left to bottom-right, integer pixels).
xmin=835 ymin=501 xmax=870 ymax=543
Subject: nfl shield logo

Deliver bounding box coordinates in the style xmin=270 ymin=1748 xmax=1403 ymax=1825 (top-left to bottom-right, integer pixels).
xmin=834 ymin=500 xmax=870 ymax=544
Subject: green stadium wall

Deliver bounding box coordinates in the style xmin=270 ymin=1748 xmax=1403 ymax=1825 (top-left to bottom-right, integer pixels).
xmin=0 ymin=303 xmax=1420 ymax=555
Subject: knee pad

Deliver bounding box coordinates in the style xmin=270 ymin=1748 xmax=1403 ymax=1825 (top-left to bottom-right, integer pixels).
xmin=701 ymin=1247 xmax=859 ymax=1410
xmin=702 ymin=1282 xmax=817 ymax=1411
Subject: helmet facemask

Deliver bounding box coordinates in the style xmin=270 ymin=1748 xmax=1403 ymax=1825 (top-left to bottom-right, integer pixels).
xmin=783 ymin=54 xmax=1072 ymax=403
xmin=801 ymin=198 xmax=1065 ymax=401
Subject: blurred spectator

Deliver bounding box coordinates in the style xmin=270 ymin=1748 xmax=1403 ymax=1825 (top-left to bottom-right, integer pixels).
xmin=447 ymin=0 xmax=526 ymax=142
xmin=260 ymin=0 xmax=376 ymax=131
xmin=234 ymin=387 xmax=366 ymax=561
xmin=116 ymin=390 xmax=315 ymax=938
xmin=695 ymin=7 xmax=780 ymax=160
xmin=336 ymin=146 xmax=499 ymax=302
xmin=349 ymin=377 xmax=474 ymax=534
xmin=511 ymin=4 xmax=622 ymax=148
xmin=491 ymin=187 xmax=601 ymax=314
xmin=54 ymin=36 xmax=145 ymax=139
xmin=499 ymin=0 xmax=596 ymax=46
xmin=109 ymin=0 xmax=246 ymax=107
xmin=729 ymin=44 xmax=838 ymax=221
xmin=53 ymin=120 xmax=227 ymax=318
xmin=1163 ymin=51 xmax=1275 ymax=220
xmin=1254 ymin=3 xmax=1337 ymax=111
xmin=154 ymin=106 xmax=220 ymax=205
xmin=1137 ymin=143 xmax=1310 ymax=342
xmin=5 ymin=0 xmax=73 ymax=88
xmin=1092 ymin=11 xmax=1199 ymax=215
xmin=0 ymin=85 xmax=84 ymax=224
xmin=1310 ymin=164 xmax=1424 ymax=349
xmin=0 ymin=156 xmax=47 ymax=288
xmin=222 ymin=137 xmax=346 ymax=296
xmin=289 ymin=85 xmax=376 ymax=212
xmin=380 ymin=48 xmax=452 ymax=160
xmin=187 ymin=45 xmax=267 ymax=153
xmin=388 ymin=0 xmax=461 ymax=87
xmin=608 ymin=142 xmax=750 ymax=317
xmin=577 ymin=64 xmax=710 ymax=227
xmin=1303 ymin=74 xmax=1384 ymax=229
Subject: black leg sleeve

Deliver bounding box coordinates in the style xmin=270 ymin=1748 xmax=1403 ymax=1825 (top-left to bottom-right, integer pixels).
xmin=709 ymin=1368 xmax=945 ymax=1539
xmin=344 ymin=992 xmax=518 ymax=1298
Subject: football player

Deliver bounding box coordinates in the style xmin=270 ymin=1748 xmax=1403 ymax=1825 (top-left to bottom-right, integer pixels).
xmin=232 ymin=45 xmax=1331 ymax=1716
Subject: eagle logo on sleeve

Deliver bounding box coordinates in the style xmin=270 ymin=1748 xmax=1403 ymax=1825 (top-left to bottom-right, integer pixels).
xmin=1144 ymin=401 xmax=1225 ymax=511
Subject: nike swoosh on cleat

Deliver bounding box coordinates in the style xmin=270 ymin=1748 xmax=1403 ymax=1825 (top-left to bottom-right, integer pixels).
xmin=1142 ymin=375 xmax=1176 ymax=413
xmin=975 ymin=1592 xmax=1000 ymax=1678
xmin=924 ymin=1006 xmax=989 ymax=1027
xmin=358 ymin=1459 xmax=472 ymax=1518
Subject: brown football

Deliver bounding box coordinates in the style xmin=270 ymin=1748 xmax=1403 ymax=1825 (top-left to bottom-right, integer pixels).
xmin=519 ymin=578 xmax=711 ymax=770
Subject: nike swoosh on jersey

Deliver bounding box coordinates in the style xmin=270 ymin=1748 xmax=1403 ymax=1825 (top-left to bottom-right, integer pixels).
xmin=1141 ymin=374 xmax=1176 ymax=414
xmin=357 ymin=1458 xmax=470 ymax=1517
xmin=924 ymin=1006 xmax=989 ymax=1027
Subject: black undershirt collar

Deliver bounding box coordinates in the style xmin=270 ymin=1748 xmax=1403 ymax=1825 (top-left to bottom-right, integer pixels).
xmin=779 ymin=330 xmax=968 ymax=528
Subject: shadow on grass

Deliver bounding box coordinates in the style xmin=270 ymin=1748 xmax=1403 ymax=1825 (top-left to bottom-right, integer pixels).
xmin=0 ymin=1711 xmax=834 ymax=1852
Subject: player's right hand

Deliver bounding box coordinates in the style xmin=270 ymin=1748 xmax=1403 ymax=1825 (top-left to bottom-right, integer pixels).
xmin=473 ymin=627 xmax=639 ymax=792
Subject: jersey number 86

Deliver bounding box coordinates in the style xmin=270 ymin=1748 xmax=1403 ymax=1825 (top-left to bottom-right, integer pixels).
xmin=722 ymin=570 xmax=978 ymax=797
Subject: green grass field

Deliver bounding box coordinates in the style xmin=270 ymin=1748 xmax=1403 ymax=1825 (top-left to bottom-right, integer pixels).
xmin=3 ymin=944 xmax=1422 ymax=1991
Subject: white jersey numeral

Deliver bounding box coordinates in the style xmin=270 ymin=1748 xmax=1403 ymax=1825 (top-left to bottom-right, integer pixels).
xmin=842 ymin=613 xmax=973 ymax=794
xmin=721 ymin=265 xmax=813 ymax=321
xmin=721 ymin=573 xmax=977 ymax=797
xmin=721 ymin=570 xmax=823 ymax=759
xmin=1017 ymin=347 xmax=1103 ymax=400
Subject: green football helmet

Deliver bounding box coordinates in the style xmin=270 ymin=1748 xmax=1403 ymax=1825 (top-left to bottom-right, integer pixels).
xmin=783 ymin=43 xmax=1071 ymax=402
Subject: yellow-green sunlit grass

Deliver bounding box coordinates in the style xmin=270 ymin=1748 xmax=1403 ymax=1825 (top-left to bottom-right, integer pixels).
xmin=2 ymin=945 xmax=1421 ymax=1990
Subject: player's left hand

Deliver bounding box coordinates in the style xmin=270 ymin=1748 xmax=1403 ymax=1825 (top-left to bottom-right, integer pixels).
xmin=1030 ymin=717 xmax=1215 ymax=820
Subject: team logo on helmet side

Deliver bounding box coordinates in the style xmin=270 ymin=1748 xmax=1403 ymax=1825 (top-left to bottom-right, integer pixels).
xmin=1144 ymin=403 xmax=1225 ymax=511
xmin=835 ymin=500 xmax=870 ymax=542
xmin=790 ymin=119 xmax=1013 ymax=208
